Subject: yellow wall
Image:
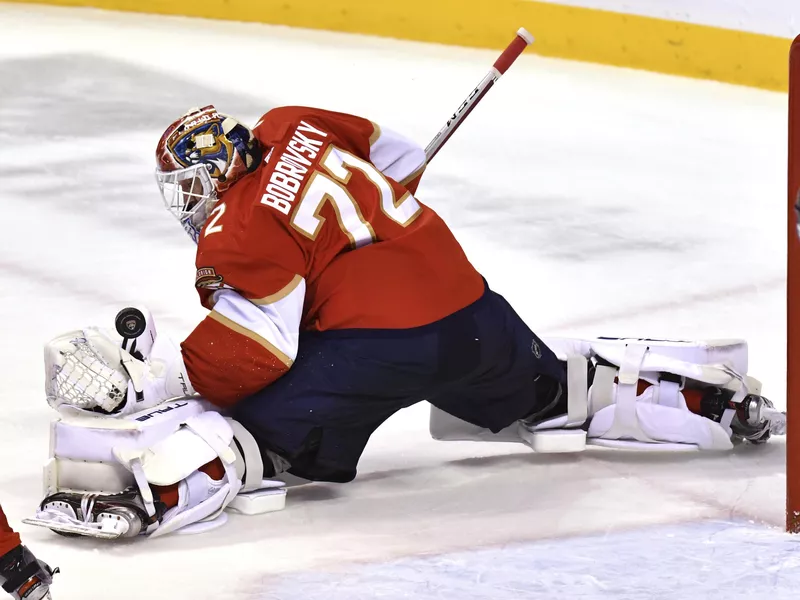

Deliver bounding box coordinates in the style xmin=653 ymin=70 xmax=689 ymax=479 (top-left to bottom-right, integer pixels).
xmin=10 ymin=0 xmax=792 ymax=91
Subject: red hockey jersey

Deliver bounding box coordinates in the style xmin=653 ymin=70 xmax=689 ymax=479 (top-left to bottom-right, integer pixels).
xmin=0 ymin=504 xmax=21 ymax=557
xmin=181 ymin=107 xmax=484 ymax=407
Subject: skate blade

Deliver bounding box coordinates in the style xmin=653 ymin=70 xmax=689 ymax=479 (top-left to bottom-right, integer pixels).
xmin=22 ymin=516 xmax=126 ymax=540
xmin=764 ymin=407 xmax=787 ymax=436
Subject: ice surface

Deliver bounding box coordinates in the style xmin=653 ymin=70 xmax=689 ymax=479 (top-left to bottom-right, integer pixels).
xmin=0 ymin=4 xmax=792 ymax=599
xmin=262 ymin=521 xmax=800 ymax=600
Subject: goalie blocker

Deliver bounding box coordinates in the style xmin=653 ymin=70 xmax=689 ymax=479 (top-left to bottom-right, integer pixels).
xmin=431 ymin=337 xmax=784 ymax=452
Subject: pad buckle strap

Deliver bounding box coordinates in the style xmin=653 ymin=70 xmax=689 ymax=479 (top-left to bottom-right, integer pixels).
xmin=182 ymin=414 xmax=242 ymax=517
xmin=604 ymin=343 xmax=656 ymax=442
xmin=130 ymin=459 xmax=156 ymax=518
xmin=130 ymin=459 xmax=160 ymax=535
xmin=227 ymin=419 xmax=265 ymax=492
xmin=654 ymin=379 xmax=682 ymax=408
xmin=566 ymin=355 xmax=588 ymax=426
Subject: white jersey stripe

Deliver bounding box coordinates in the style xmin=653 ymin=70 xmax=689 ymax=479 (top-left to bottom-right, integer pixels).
xmin=211 ymin=281 xmax=305 ymax=365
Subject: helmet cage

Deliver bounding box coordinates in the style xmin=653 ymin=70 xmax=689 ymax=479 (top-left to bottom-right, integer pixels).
xmin=156 ymin=163 xmax=217 ymax=243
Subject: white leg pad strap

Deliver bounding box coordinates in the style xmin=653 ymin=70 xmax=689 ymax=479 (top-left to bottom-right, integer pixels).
xmin=588 ymin=365 xmax=616 ymax=412
xmin=566 ymin=355 xmax=588 ymax=426
xmin=227 ymin=419 xmax=264 ymax=492
xmin=519 ymin=353 xmax=590 ymax=452
xmin=600 ymin=343 xmax=655 ymax=443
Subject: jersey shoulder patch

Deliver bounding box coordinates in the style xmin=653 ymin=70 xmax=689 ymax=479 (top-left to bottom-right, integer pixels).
xmin=194 ymin=266 xmax=233 ymax=291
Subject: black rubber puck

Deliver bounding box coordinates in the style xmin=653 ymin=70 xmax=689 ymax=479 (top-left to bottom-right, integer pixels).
xmin=115 ymin=307 xmax=147 ymax=339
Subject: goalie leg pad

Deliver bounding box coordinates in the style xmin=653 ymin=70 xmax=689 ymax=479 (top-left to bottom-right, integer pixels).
xmin=580 ymin=338 xmax=747 ymax=450
xmin=113 ymin=411 xmax=243 ymax=537
xmin=431 ymin=337 xmax=762 ymax=453
xmin=47 ymin=399 xmax=208 ymax=496
xmin=587 ymin=386 xmax=734 ymax=451
xmin=32 ymin=400 xmax=286 ymax=539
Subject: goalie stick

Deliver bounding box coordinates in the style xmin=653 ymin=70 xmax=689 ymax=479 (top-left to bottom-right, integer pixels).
xmin=420 ymin=32 xmax=789 ymax=440
xmin=424 ymin=27 xmax=534 ymax=162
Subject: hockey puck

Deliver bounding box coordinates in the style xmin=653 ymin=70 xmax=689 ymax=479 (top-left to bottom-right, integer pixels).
xmin=115 ymin=307 xmax=147 ymax=339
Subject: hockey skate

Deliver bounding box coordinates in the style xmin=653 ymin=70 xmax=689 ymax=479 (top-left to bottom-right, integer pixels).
xmin=697 ymin=387 xmax=786 ymax=443
xmin=0 ymin=545 xmax=58 ymax=600
xmin=24 ymin=487 xmax=164 ymax=540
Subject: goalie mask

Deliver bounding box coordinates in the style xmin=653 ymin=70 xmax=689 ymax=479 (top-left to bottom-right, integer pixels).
xmin=155 ymin=105 xmax=262 ymax=242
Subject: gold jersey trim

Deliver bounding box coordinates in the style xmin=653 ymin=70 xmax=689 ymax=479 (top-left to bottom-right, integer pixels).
xmin=209 ymin=310 xmax=294 ymax=367
xmin=251 ymin=274 xmax=304 ymax=305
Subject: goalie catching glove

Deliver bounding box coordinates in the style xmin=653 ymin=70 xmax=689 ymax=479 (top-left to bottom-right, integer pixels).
xmin=44 ymin=308 xmax=194 ymax=415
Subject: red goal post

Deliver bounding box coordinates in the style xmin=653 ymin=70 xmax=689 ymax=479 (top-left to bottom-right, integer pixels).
xmin=788 ymin=34 xmax=800 ymax=533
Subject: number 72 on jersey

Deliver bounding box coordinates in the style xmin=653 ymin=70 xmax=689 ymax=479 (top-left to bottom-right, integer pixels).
xmin=224 ymin=145 xmax=424 ymax=247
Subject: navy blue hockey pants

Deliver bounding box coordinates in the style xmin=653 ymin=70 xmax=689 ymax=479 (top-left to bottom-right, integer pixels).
xmin=230 ymin=282 xmax=566 ymax=483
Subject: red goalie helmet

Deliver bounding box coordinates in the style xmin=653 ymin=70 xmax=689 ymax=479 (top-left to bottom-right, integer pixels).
xmin=155 ymin=105 xmax=262 ymax=242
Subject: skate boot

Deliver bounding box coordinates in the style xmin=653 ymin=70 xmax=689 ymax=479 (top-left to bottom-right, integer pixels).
xmin=697 ymin=387 xmax=785 ymax=444
xmin=0 ymin=545 xmax=58 ymax=600
xmin=25 ymin=487 xmax=165 ymax=540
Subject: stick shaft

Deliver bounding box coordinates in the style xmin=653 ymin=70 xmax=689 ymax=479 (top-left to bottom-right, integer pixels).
xmin=424 ymin=28 xmax=534 ymax=162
